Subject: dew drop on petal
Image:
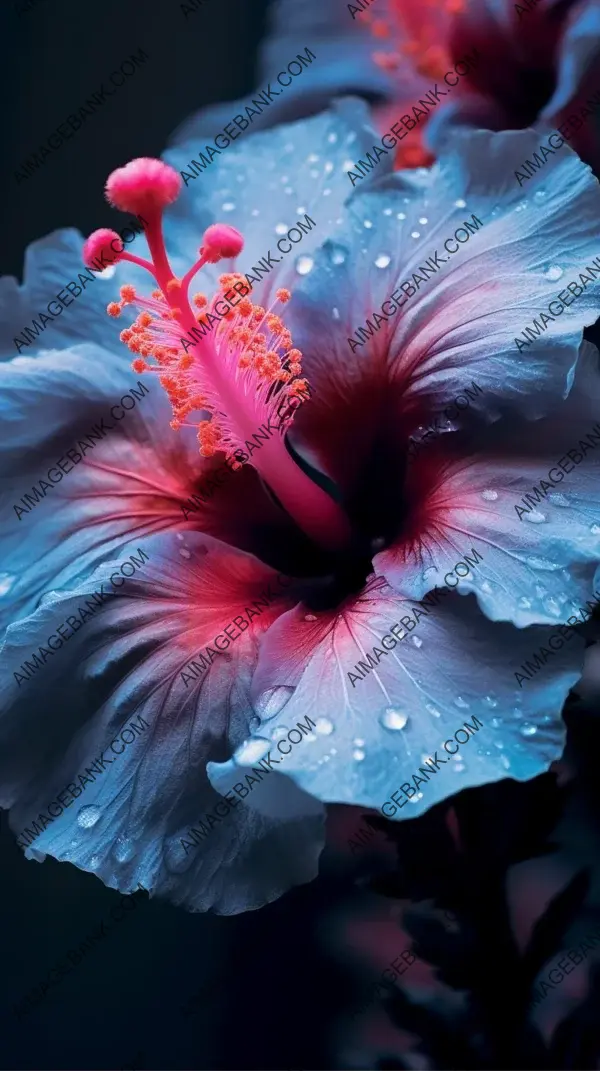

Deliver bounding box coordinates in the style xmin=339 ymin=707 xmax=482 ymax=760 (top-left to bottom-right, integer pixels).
xmin=375 ymin=254 xmax=391 ymax=268
xmin=518 ymin=596 xmax=532 ymax=609
xmin=544 ymin=265 xmax=563 ymax=281
xmin=526 ymin=555 xmax=561 ymax=570
xmin=233 ymin=737 xmax=271 ymax=765
xmin=454 ymin=696 xmax=470 ymax=709
xmin=454 ymin=198 xmax=466 ymax=208
xmin=590 ymin=524 xmax=600 ymax=535
xmin=114 ymin=836 xmax=135 ymax=863
xmin=89 ymin=855 xmax=101 ymax=870
xmin=418 ymin=216 xmax=428 ymax=225
xmin=520 ymin=723 xmax=537 ymax=737
xmin=275 ymin=223 xmax=287 ymax=235
xmin=523 ymin=510 xmax=546 ymax=524
xmin=383 ymin=207 xmax=393 ymax=216
xmin=491 ymin=717 xmax=502 ymax=729
xmin=397 ymin=212 xmax=406 ymax=220
xmin=328 ymin=244 xmax=346 ymax=265
xmin=353 ymin=737 xmax=365 ymax=747
xmin=315 ymin=717 xmax=334 ymax=735
xmin=0 ymin=573 xmax=15 ymax=596
xmin=426 ymin=704 xmax=441 ymax=718
xmin=327 ymin=132 xmax=338 ymax=144
xmin=484 ymin=695 xmax=498 ymax=708
xmin=481 ymin=489 xmax=498 ymax=501
xmin=353 ymin=749 xmax=366 ymax=762
xmin=534 ymin=188 xmax=546 ymax=202
xmin=543 ymin=596 xmax=561 ymax=617
xmin=342 ymin=160 xmax=355 ymax=172
xmin=548 ymin=492 xmax=569 ymax=507
xmin=179 ymin=548 xmax=191 ymax=559
xmin=500 ymin=754 xmax=511 ymax=769
xmin=411 ymin=231 xmax=420 ymax=239
xmin=332 ymin=307 xmax=340 ymax=320
xmin=77 ymin=805 xmax=101 ymax=829
xmin=480 ymin=580 xmax=492 ymax=594
xmin=254 ymin=685 xmax=295 ymax=721
xmin=221 ymin=202 xmax=235 ymax=212
xmin=453 ymin=762 xmax=465 ymax=773
xmin=411 ymin=635 xmax=423 ymax=648
xmin=304 ymin=613 xmax=317 ymax=622
xmin=380 ymin=707 xmax=409 ymax=731
xmin=295 ymin=255 xmax=314 ymax=275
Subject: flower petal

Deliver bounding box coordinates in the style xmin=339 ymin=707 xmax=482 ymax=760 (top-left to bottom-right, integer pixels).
xmin=0 ymin=345 xmax=286 ymax=633
xmin=281 ymin=126 xmax=600 ymax=486
xmin=376 ymin=341 xmax=600 ymax=628
xmin=244 ymin=578 xmax=583 ymax=815
xmin=164 ymin=99 xmax=394 ymax=308
xmin=0 ymin=532 xmax=323 ymax=914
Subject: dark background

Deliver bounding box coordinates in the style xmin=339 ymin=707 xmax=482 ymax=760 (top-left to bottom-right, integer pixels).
xmin=0 ymin=3 xmax=346 ymax=1069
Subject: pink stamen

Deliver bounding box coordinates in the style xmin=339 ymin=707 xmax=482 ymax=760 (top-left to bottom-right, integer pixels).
xmin=85 ymin=157 xmax=352 ymax=551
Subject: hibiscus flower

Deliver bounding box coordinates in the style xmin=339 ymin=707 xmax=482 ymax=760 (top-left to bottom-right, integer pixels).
xmin=2 ymin=102 xmax=600 ymax=914
xmin=227 ymin=0 xmax=600 ymax=175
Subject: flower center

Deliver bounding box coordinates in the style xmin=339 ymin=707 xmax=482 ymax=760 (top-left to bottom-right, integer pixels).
xmin=84 ymin=156 xmax=352 ymax=552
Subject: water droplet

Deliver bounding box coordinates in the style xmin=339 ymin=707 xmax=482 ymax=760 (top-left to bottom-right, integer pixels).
xmin=233 ymin=737 xmax=271 ymax=765
xmin=591 ymin=524 xmax=600 ymax=535
xmin=418 ymin=216 xmax=428 ymax=225
xmin=375 ymin=254 xmax=391 ymax=268
xmin=454 ymin=696 xmax=470 ymax=709
xmin=520 ymin=723 xmax=537 ymax=737
xmin=295 ymin=255 xmax=314 ymax=276
xmin=307 ymin=153 xmax=319 ymax=163
xmin=543 ymin=596 xmax=561 ymax=617
xmin=426 ymin=704 xmax=441 ymax=718
xmin=481 ymin=580 xmax=492 ymax=594
xmin=114 ymin=836 xmax=135 ymax=863
xmin=454 ymin=198 xmax=466 ymax=208
xmin=353 ymin=748 xmax=365 ymax=761
xmin=254 ymin=685 xmax=295 ymax=721
xmin=515 ymin=200 xmax=528 ymax=212
xmin=77 ymin=805 xmax=101 ymax=829
xmin=327 ymin=132 xmax=338 ymax=144
xmin=526 ymin=555 xmax=561 ymax=570
xmin=544 ymin=265 xmax=563 ymax=281
xmin=327 ymin=244 xmax=346 ymax=266
xmin=383 ymin=207 xmax=393 ymax=216
xmin=179 ymin=548 xmax=191 ymax=559
xmin=380 ymin=708 xmax=409 ymax=731
xmin=397 ymin=212 xmax=406 ymax=220
xmin=89 ymin=855 xmax=101 ymax=870
xmin=342 ymin=159 xmax=355 ymax=172
xmin=518 ymin=596 xmax=532 ymax=609
xmin=500 ymin=754 xmax=511 ymax=769
xmin=97 ymin=265 xmax=116 ymax=280
xmin=410 ymin=231 xmax=420 ymax=239
xmin=272 ymin=726 xmax=289 ymax=740
xmin=222 ymin=201 xmax=235 ymax=212
xmin=315 ymin=717 xmax=334 ymax=735
xmin=275 ymin=223 xmax=287 ymax=235
xmin=409 ymin=793 xmax=423 ymax=804
xmin=484 ymin=695 xmax=498 ymax=708
xmin=353 ymin=737 xmax=365 ymax=747
xmin=332 ymin=307 xmax=340 ymax=320
xmin=251 ymin=208 xmax=260 ymax=217
xmin=481 ymin=489 xmax=498 ymax=501
xmin=304 ymin=613 xmax=317 ymax=622
xmin=324 ymin=162 xmax=334 ymax=176
xmin=548 ymin=492 xmax=569 ymax=507
xmin=534 ymin=188 xmax=546 ymax=202
xmin=523 ymin=510 xmax=546 ymax=524
xmin=0 ymin=573 xmax=15 ymax=596
xmin=453 ymin=762 xmax=465 ymax=773
xmin=411 ymin=635 xmax=423 ymax=648
xmin=363 ymin=219 xmax=373 ymax=229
